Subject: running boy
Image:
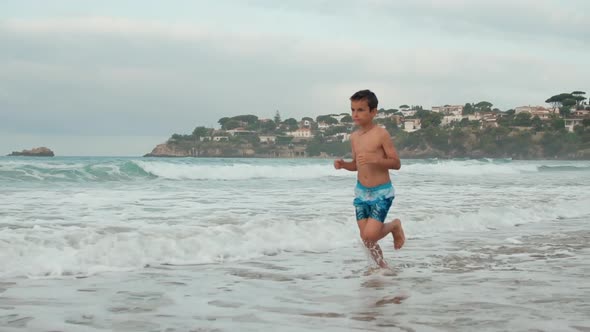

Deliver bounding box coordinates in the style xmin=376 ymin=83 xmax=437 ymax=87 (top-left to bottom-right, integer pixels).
xmin=334 ymin=89 xmax=405 ymax=268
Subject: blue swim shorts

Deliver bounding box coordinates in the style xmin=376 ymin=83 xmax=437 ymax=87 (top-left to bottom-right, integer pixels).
xmin=353 ymin=181 xmax=395 ymax=223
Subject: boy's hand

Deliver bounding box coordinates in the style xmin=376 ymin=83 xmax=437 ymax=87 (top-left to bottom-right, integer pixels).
xmin=357 ymin=153 xmax=380 ymax=166
xmin=334 ymin=159 xmax=344 ymax=169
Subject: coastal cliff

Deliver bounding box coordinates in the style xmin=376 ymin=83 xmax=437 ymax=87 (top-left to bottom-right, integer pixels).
xmin=144 ymin=140 xmax=307 ymax=158
xmin=145 ymin=126 xmax=590 ymax=160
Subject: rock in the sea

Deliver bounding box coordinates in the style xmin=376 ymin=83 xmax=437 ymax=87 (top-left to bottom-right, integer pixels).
xmin=8 ymin=147 xmax=55 ymax=157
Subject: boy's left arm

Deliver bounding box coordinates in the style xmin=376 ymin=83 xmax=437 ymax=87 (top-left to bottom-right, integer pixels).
xmin=377 ymin=131 xmax=401 ymax=170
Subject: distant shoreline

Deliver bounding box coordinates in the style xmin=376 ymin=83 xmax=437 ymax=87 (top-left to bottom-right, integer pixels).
xmin=4 ymin=155 xmax=585 ymax=161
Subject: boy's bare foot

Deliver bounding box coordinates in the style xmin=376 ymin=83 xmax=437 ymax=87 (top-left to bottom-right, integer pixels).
xmin=391 ymin=219 xmax=405 ymax=250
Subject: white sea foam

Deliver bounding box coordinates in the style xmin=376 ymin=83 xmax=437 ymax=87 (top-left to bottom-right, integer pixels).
xmin=0 ymin=217 xmax=356 ymax=278
xmin=1 ymin=157 xmax=589 ymax=278
xmin=132 ymin=160 xmax=349 ymax=180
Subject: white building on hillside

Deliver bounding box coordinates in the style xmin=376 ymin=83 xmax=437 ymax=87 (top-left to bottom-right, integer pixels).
xmin=400 ymin=110 xmax=417 ymax=117
xmin=515 ymin=106 xmax=556 ymax=120
xmin=226 ymin=128 xmax=256 ymax=136
xmin=287 ymin=128 xmax=314 ymax=138
xmin=442 ymin=114 xmax=464 ymax=126
xmin=565 ymin=118 xmax=584 ymax=132
xmin=432 ymin=105 xmax=464 ymax=116
xmin=376 ymin=112 xmax=396 ymax=120
xmin=403 ymin=119 xmax=421 ymax=133
xmin=328 ymin=133 xmax=352 ymax=142
xmin=259 ymin=135 xmax=277 ymax=143
xmin=468 ymin=113 xmax=484 ymax=121
xmin=300 ymin=119 xmax=312 ymax=128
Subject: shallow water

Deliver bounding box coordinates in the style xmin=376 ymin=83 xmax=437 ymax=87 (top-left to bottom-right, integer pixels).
xmin=1 ymin=157 xmax=589 ymax=331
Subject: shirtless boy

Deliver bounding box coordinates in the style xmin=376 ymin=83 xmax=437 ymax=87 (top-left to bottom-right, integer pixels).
xmin=334 ymin=89 xmax=405 ymax=268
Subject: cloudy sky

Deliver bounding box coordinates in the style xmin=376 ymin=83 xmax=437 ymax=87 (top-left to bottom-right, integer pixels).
xmin=1 ymin=0 xmax=589 ymax=156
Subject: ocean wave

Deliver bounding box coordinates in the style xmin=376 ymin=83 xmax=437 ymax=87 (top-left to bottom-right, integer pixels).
xmin=0 ymin=160 xmax=154 ymax=182
xmin=0 ymin=217 xmax=356 ymax=278
xmin=537 ymin=165 xmax=590 ymax=172
xmin=2 ymin=195 xmax=588 ymax=278
xmin=1 ymin=158 xmax=589 ymax=182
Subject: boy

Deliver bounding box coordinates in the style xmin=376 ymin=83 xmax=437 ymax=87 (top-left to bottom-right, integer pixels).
xmin=334 ymin=89 xmax=405 ymax=268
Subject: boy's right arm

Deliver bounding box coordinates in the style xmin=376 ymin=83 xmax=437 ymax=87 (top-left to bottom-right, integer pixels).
xmin=334 ymin=135 xmax=358 ymax=171
xmin=335 ymin=159 xmax=357 ymax=171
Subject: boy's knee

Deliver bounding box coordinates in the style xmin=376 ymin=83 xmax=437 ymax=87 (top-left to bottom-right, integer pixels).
xmin=361 ymin=230 xmax=380 ymax=243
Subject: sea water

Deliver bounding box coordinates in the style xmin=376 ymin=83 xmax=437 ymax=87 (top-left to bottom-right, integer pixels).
xmin=0 ymin=157 xmax=589 ymax=331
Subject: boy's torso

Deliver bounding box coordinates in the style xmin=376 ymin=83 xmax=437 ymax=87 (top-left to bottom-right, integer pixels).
xmin=352 ymin=127 xmax=391 ymax=188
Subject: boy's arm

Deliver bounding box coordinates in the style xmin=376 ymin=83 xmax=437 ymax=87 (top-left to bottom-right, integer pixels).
xmin=335 ymin=136 xmax=358 ymax=171
xmin=376 ymin=130 xmax=401 ymax=170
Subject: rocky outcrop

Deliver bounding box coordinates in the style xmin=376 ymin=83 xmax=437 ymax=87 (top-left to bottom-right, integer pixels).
xmin=145 ymin=141 xmax=308 ymax=158
xmin=143 ymin=143 xmax=191 ymax=157
xmin=8 ymin=147 xmax=54 ymax=157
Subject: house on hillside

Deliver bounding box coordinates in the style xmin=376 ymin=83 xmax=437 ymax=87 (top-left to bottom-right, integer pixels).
xmin=226 ymin=128 xmax=257 ymax=136
xmin=467 ymin=113 xmax=484 ymax=121
xmin=565 ymin=118 xmax=585 ymax=132
xmin=403 ymin=119 xmax=421 ymax=133
xmin=572 ymin=109 xmax=590 ymax=117
xmin=400 ymin=109 xmax=417 ymax=117
xmin=317 ymin=122 xmax=331 ymax=130
xmin=432 ymin=105 xmax=464 ymax=116
xmin=481 ymin=113 xmax=499 ymax=127
xmin=326 ymin=133 xmax=352 ymax=143
xmin=299 ymin=119 xmax=313 ymax=128
xmin=287 ymin=128 xmax=314 ymax=138
xmin=259 ymin=135 xmax=277 ymax=144
xmin=514 ymin=106 xmax=557 ymax=120
xmin=442 ymin=114 xmax=463 ymax=126
xmin=376 ymin=112 xmax=395 ymax=120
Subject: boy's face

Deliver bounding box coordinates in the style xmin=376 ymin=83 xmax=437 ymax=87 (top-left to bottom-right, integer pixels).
xmin=351 ymin=99 xmax=376 ymax=126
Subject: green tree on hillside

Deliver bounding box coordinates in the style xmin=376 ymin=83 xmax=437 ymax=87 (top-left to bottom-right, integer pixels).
xmin=513 ymin=112 xmax=532 ymax=127
xmin=341 ymin=115 xmax=353 ymax=123
xmin=192 ymin=126 xmax=210 ymax=138
xmin=218 ymin=117 xmax=230 ymax=128
xmin=415 ymin=110 xmax=442 ymax=129
xmin=259 ymin=120 xmax=277 ymax=133
xmin=551 ymin=118 xmax=565 ymax=130
xmin=283 ymin=118 xmax=299 ymax=131
xmin=475 ymin=101 xmax=493 ymax=112
xmin=316 ymin=115 xmax=339 ymax=125
xmin=531 ymin=116 xmax=543 ymax=132
xmin=462 ymin=103 xmax=475 ymax=115
xmin=545 ymin=92 xmax=585 ymax=112
xmin=572 ymin=91 xmax=587 ymax=107
xmin=560 ymin=98 xmax=576 ymax=117
xmin=224 ymin=120 xmax=242 ymax=130
xmin=232 ymin=115 xmax=258 ymax=124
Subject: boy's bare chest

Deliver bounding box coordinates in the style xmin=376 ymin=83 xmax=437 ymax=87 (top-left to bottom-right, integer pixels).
xmin=353 ymin=132 xmax=383 ymax=153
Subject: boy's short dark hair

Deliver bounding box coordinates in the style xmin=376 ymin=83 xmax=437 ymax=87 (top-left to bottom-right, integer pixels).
xmin=350 ymin=89 xmax=378 ymax=110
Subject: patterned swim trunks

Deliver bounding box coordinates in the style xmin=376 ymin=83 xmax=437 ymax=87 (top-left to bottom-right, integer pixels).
xmin=353 ymin=181 xmax=395 ymax=223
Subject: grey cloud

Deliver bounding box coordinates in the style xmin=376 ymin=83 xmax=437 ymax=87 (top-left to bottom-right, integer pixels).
xmin=242 ymin=0 xmax=590 ymax=48
xmin=1 ymin=16 xmax=588 ymax=140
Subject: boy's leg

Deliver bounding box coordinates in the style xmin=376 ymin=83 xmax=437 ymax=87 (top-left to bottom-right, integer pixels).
xmin=357 ymin=218 xmax=387 ymax=268
xmin=363 ymin=218 xmax=405 ymax=250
